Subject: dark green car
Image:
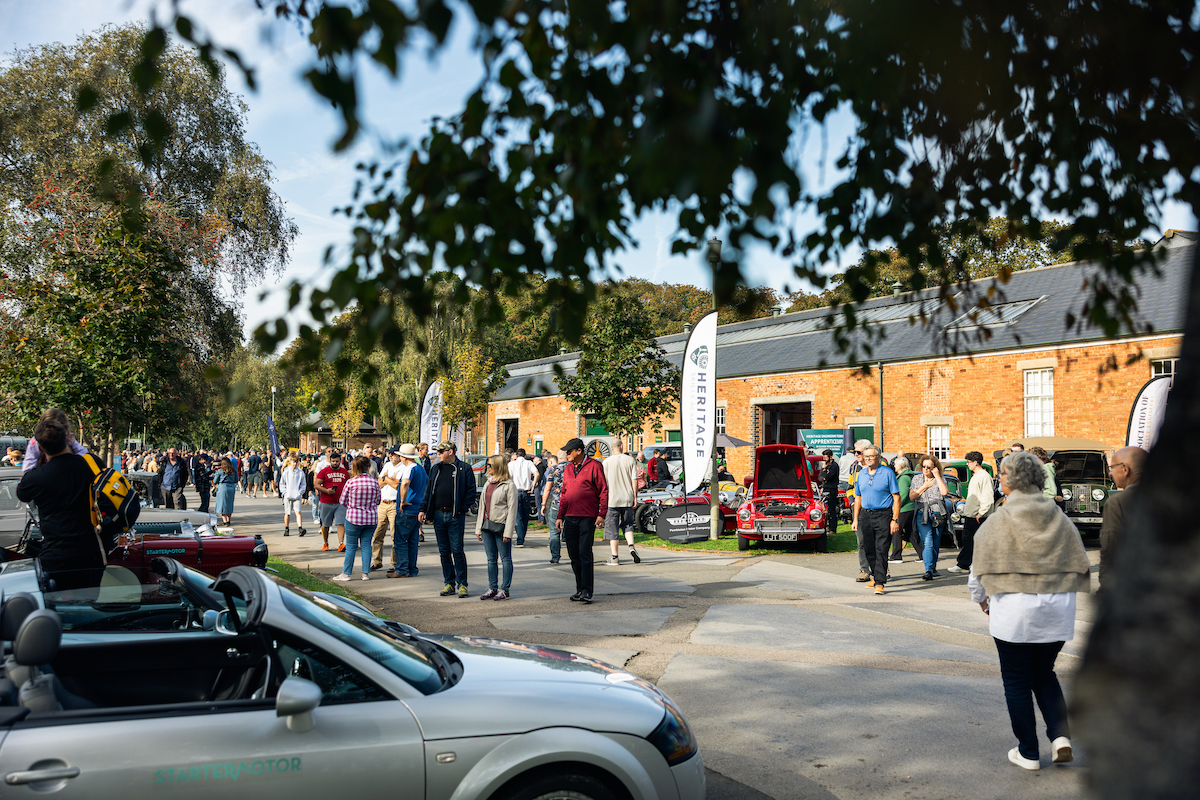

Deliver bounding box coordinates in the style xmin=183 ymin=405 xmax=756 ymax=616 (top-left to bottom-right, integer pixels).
xmin=995 ymin=438 xmax=1115 ymax=538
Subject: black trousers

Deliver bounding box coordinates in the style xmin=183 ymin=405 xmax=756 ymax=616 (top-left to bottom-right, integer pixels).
xmin=164 ymin=487 xmax=187 ymax=510
xmin=562 ymin=516 xmax=596 ymax=596
xmin=957 ymin=516 xmax=981 ymax=568
xmin=196 ymin=483 xmax=211 ymax=514
xmin=824 ymin=493 xmax=839 ymax=535
xmin=893 ymin=509 xmax=915 ymax=559
xmin=859 ymin=508 xmax=892 ymax=584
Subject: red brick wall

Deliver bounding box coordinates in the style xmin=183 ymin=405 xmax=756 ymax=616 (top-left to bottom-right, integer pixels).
xmin=487 ymin=335 xmax=1180 ymax=481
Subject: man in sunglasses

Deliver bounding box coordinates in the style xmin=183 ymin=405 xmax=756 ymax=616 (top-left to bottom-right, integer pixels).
xmin=846 ymin=439 xmax=874 ymax=581
xmin=851 ymin=445 xmax=901 ymax=595
xmin=1099 ymin=446 xmax=1146 ymax=592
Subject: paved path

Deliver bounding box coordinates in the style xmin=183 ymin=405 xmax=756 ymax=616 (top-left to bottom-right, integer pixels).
xmin=196 ymin=488 xmax=1094 ymax=800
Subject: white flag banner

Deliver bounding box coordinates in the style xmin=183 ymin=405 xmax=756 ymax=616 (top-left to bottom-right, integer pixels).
xmin=420 ymin=380 xmax=444 ymax=450
xmin=681 ymin=310 xmax=719 ymax=493
xmin=450 ymin=419 xmax=468 ymax=452
xmin=1127 ymin=375 xmax=1172 ymax=449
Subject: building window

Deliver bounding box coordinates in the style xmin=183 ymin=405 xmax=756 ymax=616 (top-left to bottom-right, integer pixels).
xmin=1152 ymin=358 xmax=1178 ymax=385
xmin=927 ymin=425 xmax=950 ymax=460
xmin=1024 ymin=368 xmax=1054 ymax=437
xmin=715 ymin=406 xmax=726 ymax=434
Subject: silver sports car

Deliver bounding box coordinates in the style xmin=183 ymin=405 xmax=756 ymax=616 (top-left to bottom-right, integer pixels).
xmin=0 ymin=565 xmax=705 ymax=800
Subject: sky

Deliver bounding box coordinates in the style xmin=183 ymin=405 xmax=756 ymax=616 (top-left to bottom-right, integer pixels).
xmin=3 ymin=0 xmax=1198 ymax=347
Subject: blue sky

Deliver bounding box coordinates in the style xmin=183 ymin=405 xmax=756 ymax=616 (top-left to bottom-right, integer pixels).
xmin=4 ymin=0 xmax=1197 ymax=346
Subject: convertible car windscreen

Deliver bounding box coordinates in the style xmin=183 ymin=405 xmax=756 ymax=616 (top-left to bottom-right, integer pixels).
xmin=1054 ymin=451 xmax=1109 ymax=483
xmin=278 ymin=583 xmax=444 ymax=694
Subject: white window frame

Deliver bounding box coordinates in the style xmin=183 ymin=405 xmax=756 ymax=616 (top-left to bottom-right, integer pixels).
xmin=1151 ymin=358 xmax=1179 ymax=386
xmin=926 ymin=425 xmax=950 ymax=461
xmin=1024 ymin=368 xmax=1054 ymax=437
xmin=715 ymin=406 xmax=726 ymax=434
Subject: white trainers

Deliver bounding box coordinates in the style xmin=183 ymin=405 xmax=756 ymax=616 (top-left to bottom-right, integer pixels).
xmin=948 ymin=565 xmax=967 ymax=573
xmin=1051 ymin=737 xmax=1073 ymax=764
xmin=1008 ymin=748 xmax=1040 ymax=771
xmin=361 ymin=574 xmax=370 ymax=581
xmin=606 ymin=557 xmax=619 ymax=566
xmin=331 ymin=574 xmax=351 ymax=582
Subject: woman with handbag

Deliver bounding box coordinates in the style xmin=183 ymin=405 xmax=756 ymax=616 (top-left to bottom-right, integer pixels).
xmin=476 ymin=455 xmax=519 ymax=600
xmin=909 ymin=455 xmax=950 ymax=580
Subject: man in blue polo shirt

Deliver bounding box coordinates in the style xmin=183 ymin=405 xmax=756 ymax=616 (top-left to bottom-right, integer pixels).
xmin=851 ymin=445 xmax=900 ymax=595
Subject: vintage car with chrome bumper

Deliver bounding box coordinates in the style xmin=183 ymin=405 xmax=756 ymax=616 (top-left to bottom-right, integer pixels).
xmin=736 ymin=444 xmax=827 ymax=551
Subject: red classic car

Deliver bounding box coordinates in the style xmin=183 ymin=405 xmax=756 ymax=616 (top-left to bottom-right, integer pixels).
xmin=1 ymin=507 xmax=268 ymax=582
xmin=736 ymin=444 xmax=828 ymax=551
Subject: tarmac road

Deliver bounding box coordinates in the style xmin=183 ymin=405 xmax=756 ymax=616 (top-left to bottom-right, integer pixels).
xmin=202 ymin=487 xmax=1095 ymax=800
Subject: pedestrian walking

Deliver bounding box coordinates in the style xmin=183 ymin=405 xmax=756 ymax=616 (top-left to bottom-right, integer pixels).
xmin=909 ymin=455 xmax=950 ymax=581
xmin=891 ymin=456 xmax=915 ymax=563
xmin=602 ymin=439 xmax=640 ymax=566
xmin=508 ymin=448 xmax=538 ymax=547
xmin=1098 ymin=445 xmax=1146 ymax=592
xmin=969 ymin=450 xmax=1090 ymax=770
xmin=160 ymin=447 xmax=190 ymax=510
xmin=245 ymin=449 xmax=263 ymax=498
xmin=315 ymin=450 xmax=349 ymax=552
xmin=541 ymin=450 xmax=566 ymax=564
xmin=372 ymin=446 xmax=403 ymax=570
xmin=194 ymin=452 xmax=212 ymax=515
xmin=213 ymin=457 xmax=238 ymax=525
xmin=333 ymin=455 xmax=381 ymax=582
xmin=476 ymin=455 xmax=518 ymax=600
xmin=949 ymin=451 xmax=994 ymax=573
xmin=557 ymin=437 xmax=608 ymax=604
xmin=280 ymin=452 xmax=307 ymax=537
xmin=418 ymin=441 xmax=477 ymax=598
xmin=851 ymin=445 xmax=900 ymax=595
xmin=847 ymin=440 xmax=875 ymax=582
xmin=387 ymin=444 xmax=426 ymax=579
xmin=263 ymin=451 xmax=276 ymax=497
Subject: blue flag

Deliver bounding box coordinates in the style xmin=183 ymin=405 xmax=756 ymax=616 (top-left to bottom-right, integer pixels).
xmin=267 ymin=414 xmax=280 ymax=456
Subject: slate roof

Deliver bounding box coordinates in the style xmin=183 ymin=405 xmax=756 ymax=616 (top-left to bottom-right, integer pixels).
xmin=495 ymin=245 xmax=1192 ymax=401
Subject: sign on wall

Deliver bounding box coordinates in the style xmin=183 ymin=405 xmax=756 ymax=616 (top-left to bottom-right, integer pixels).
xmin=800 ymin=429 xmax=847 ymax=457
xmin=420 ymin=380 xmax=444 ymax=450
xmin=680 ymin=311 xmax=719 ymax=493
xmin=1127 ymin=375 xmax=1172 ymax=450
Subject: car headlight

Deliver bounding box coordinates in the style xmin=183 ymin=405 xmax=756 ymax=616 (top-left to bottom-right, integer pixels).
xmin=647 ymin=698 xmax=698 ymax=766
xmin=808 ymin=506 xmax=824 ymax=523
xmin=738 ymin=506 xmax=752 ymax=521
xmin=1092 ymin=488 xmax=1106 ymax=501
xmin=1061 ymin=489 xmax=1072 ymax=500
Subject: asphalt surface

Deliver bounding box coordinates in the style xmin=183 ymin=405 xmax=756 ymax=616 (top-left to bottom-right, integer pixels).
xmin=197 ymin=487 xmax=1096 ymax=800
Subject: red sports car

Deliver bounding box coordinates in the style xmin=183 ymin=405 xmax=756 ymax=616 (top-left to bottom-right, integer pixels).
xmin=736 ymin=444 xmax=828 ymax=551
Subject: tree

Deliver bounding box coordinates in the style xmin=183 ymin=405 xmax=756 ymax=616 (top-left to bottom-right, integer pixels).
xmin=215 ymin=347 xmax=307 ymax=451
xmin=442 ymin=342 xmax=507 ymax=433
xmin=324 ymin=381 xmax=367 ymax=449
xmin=558 ymin=299 xmax=680 ymax=438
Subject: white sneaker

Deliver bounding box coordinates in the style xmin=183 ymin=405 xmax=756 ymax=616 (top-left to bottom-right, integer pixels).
xmin=331 ymin=574 xmax=351 ymax=582
xmin=361 ymin=574 xmax=370 ymax=581
xmin=888 ymin=558 xmax=903 ymax=564
xmin=1051 ymin=737 xmax=1073 ymax=763
xmin=606 ymin=557 xmax=619 ymax=566
xmin=1008 ymin=748 xmax=1040 ymax=771
xmin=948 ymin=565 xmax=967 ymax=573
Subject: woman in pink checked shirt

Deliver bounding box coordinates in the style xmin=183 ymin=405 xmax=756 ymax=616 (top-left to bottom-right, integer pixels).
xmin=333 ymin=455 xmax=381 ymax=582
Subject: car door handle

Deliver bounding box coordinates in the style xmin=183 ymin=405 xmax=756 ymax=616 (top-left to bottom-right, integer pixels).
xmin=6 ymin=766 xmax=81 ymax=785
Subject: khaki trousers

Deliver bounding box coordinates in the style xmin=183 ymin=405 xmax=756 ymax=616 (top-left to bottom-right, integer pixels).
xmin=371 ymin=500 xmax=398 ymax=566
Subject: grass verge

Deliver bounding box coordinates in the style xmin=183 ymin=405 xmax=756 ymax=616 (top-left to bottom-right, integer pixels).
xmin=266 ymin=556 xmax=364 ymax=601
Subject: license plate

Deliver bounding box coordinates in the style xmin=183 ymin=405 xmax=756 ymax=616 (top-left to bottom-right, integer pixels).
xmin=761 ymin=532 xmax=799 ymax=542
xmin=1072 ymin=516 xmax=1103 ymax=525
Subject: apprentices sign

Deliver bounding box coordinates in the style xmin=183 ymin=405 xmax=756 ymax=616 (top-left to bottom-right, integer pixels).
xmin=680 ymin=311 xmax=718 ymax=494
xmin=801 ymin=429 xmax=847 ymax=457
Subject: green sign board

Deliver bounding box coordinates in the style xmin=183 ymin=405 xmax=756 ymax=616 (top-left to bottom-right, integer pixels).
xmin=801 ymin=428 xmax=848 ymax=457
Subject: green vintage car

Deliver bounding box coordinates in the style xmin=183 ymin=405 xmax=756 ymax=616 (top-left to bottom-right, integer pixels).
xmin=995 ymin=437 xmax=1114 ymax=537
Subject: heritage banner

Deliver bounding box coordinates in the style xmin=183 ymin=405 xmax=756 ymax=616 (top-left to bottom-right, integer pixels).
xmin=1127 ymin=375 xmax=1172 ymax=450
xmin=420 ymin=380 xmax=444 ymax=450
xmin=681 ymin=311 xmax=718 ymax=494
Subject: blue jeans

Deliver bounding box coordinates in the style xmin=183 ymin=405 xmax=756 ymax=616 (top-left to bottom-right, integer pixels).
xmin=994 ymin=639 xmax=1069 ymax=760
xmin=546 ymin=501 xmax=561 ymax=560
xmin=311 ymin=496 xmax=320 ymax=523
xmin=514 ymin=490 xmax=530 ymax=545
xmin=342 ymin=522 xmax=373 ymax=575
xmin=393 ymin=513 xmax=421 ymax=576
xmin=433 ymin=510 xmax=468 ymax=587
xmin=480 ymin=530 xmax=513 ymax=591
xmin=916 ymin=514 xmax=941 ymax=572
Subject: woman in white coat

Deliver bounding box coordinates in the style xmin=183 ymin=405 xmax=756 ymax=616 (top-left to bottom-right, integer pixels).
xmin=476 ymin=455 xmax=520 ymax=600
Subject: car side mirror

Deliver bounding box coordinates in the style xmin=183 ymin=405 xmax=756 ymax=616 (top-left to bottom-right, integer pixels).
xmin=202 ymin=609 xmax=219 ymax=631
xmin=276 ymin=676 xmax=322 ymax=733
xmin=213 ymin=609 xmax=239 ymax=636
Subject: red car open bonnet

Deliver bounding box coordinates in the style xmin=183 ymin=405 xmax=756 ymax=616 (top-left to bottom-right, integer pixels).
xmin=753 ymin=445 xmax=813 ymax=496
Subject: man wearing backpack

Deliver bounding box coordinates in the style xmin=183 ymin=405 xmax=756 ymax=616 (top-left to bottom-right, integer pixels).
xmin=16 ymin=418 xmax=106 ymax=589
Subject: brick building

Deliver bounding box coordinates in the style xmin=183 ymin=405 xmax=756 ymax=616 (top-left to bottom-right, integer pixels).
xmin=485 ymin=241 xmax=1191 ymax=480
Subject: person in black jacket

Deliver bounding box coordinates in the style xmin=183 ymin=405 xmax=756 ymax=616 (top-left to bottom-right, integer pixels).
xmin=16 ymin=419 xmax=107 ymax=590
xmin=820 ymin=450 xmax=840 ymax=536
xmin=418 ymin=441 xmax=478 ymax=598
xmin=194 ymin=452 xmax=212 ymax=514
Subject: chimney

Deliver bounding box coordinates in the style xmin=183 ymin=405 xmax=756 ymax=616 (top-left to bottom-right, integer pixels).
xmin=892 ymin=280 xmax=903 ymax=298
xmin=771 ymin=305 xmax=783 ymax=317
xmin=683 ymin=323 xmax=693 ymax=334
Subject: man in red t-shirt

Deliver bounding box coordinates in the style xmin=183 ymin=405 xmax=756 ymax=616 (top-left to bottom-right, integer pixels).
xmin=314 ymin=450 xmax=350 ymax=552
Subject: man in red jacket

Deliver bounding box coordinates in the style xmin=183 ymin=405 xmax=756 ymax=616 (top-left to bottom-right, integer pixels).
xmin=556 ymin=437 xmax=608 ymax=604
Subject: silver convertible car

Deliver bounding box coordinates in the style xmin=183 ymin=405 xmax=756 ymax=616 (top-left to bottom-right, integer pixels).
xmin=0 ymin=565 xmax=704 ymax=800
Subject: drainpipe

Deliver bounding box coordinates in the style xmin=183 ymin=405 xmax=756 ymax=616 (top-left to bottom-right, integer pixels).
xmin=877 ymin=362 xmax=884 ymax=452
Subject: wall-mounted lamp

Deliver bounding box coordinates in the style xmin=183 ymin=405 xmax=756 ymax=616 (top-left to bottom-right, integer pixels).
xmin=854 ymin=406 xmax=863 ymax=413
xmin=830 ymin=408 xmax=838 ymax=420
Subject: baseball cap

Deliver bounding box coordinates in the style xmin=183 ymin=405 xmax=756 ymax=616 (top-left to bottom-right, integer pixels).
xmin=564 ymin=437 xmax=585 ymax=454
xmin=436 ymin=441 xmax=457 ymax=452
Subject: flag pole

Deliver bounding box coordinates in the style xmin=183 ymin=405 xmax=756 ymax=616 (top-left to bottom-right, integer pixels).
xmin=707 ymin=238 xmax=722 ymax=541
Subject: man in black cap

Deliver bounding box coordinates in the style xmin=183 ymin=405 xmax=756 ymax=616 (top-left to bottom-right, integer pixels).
xmin=556 ymin=437 xmax=608 ymax=603
xmin=418 ymin=441 xmax=478 ymax=598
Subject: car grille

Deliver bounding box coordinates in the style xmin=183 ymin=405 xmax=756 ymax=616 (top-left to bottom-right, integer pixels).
xmin=755 ymin=517 xmax=808 ymax=534
xmin=1070 ymin=485 xmax=1100 ymax=514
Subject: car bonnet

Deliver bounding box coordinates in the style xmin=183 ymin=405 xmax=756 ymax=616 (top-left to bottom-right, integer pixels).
xmin=403 ymin=635 xmax=667 ymax=740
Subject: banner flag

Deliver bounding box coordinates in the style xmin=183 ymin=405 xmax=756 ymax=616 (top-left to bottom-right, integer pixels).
xmin=420 ymin=380 xmax=445 ymax=450
xmin=266 ymin=414 xmax=280 ymax=456
xmin=1127 ymin=375 xmax=1172 ymax=449
xmin=681 ymin=311 xmax=719 ymax=493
